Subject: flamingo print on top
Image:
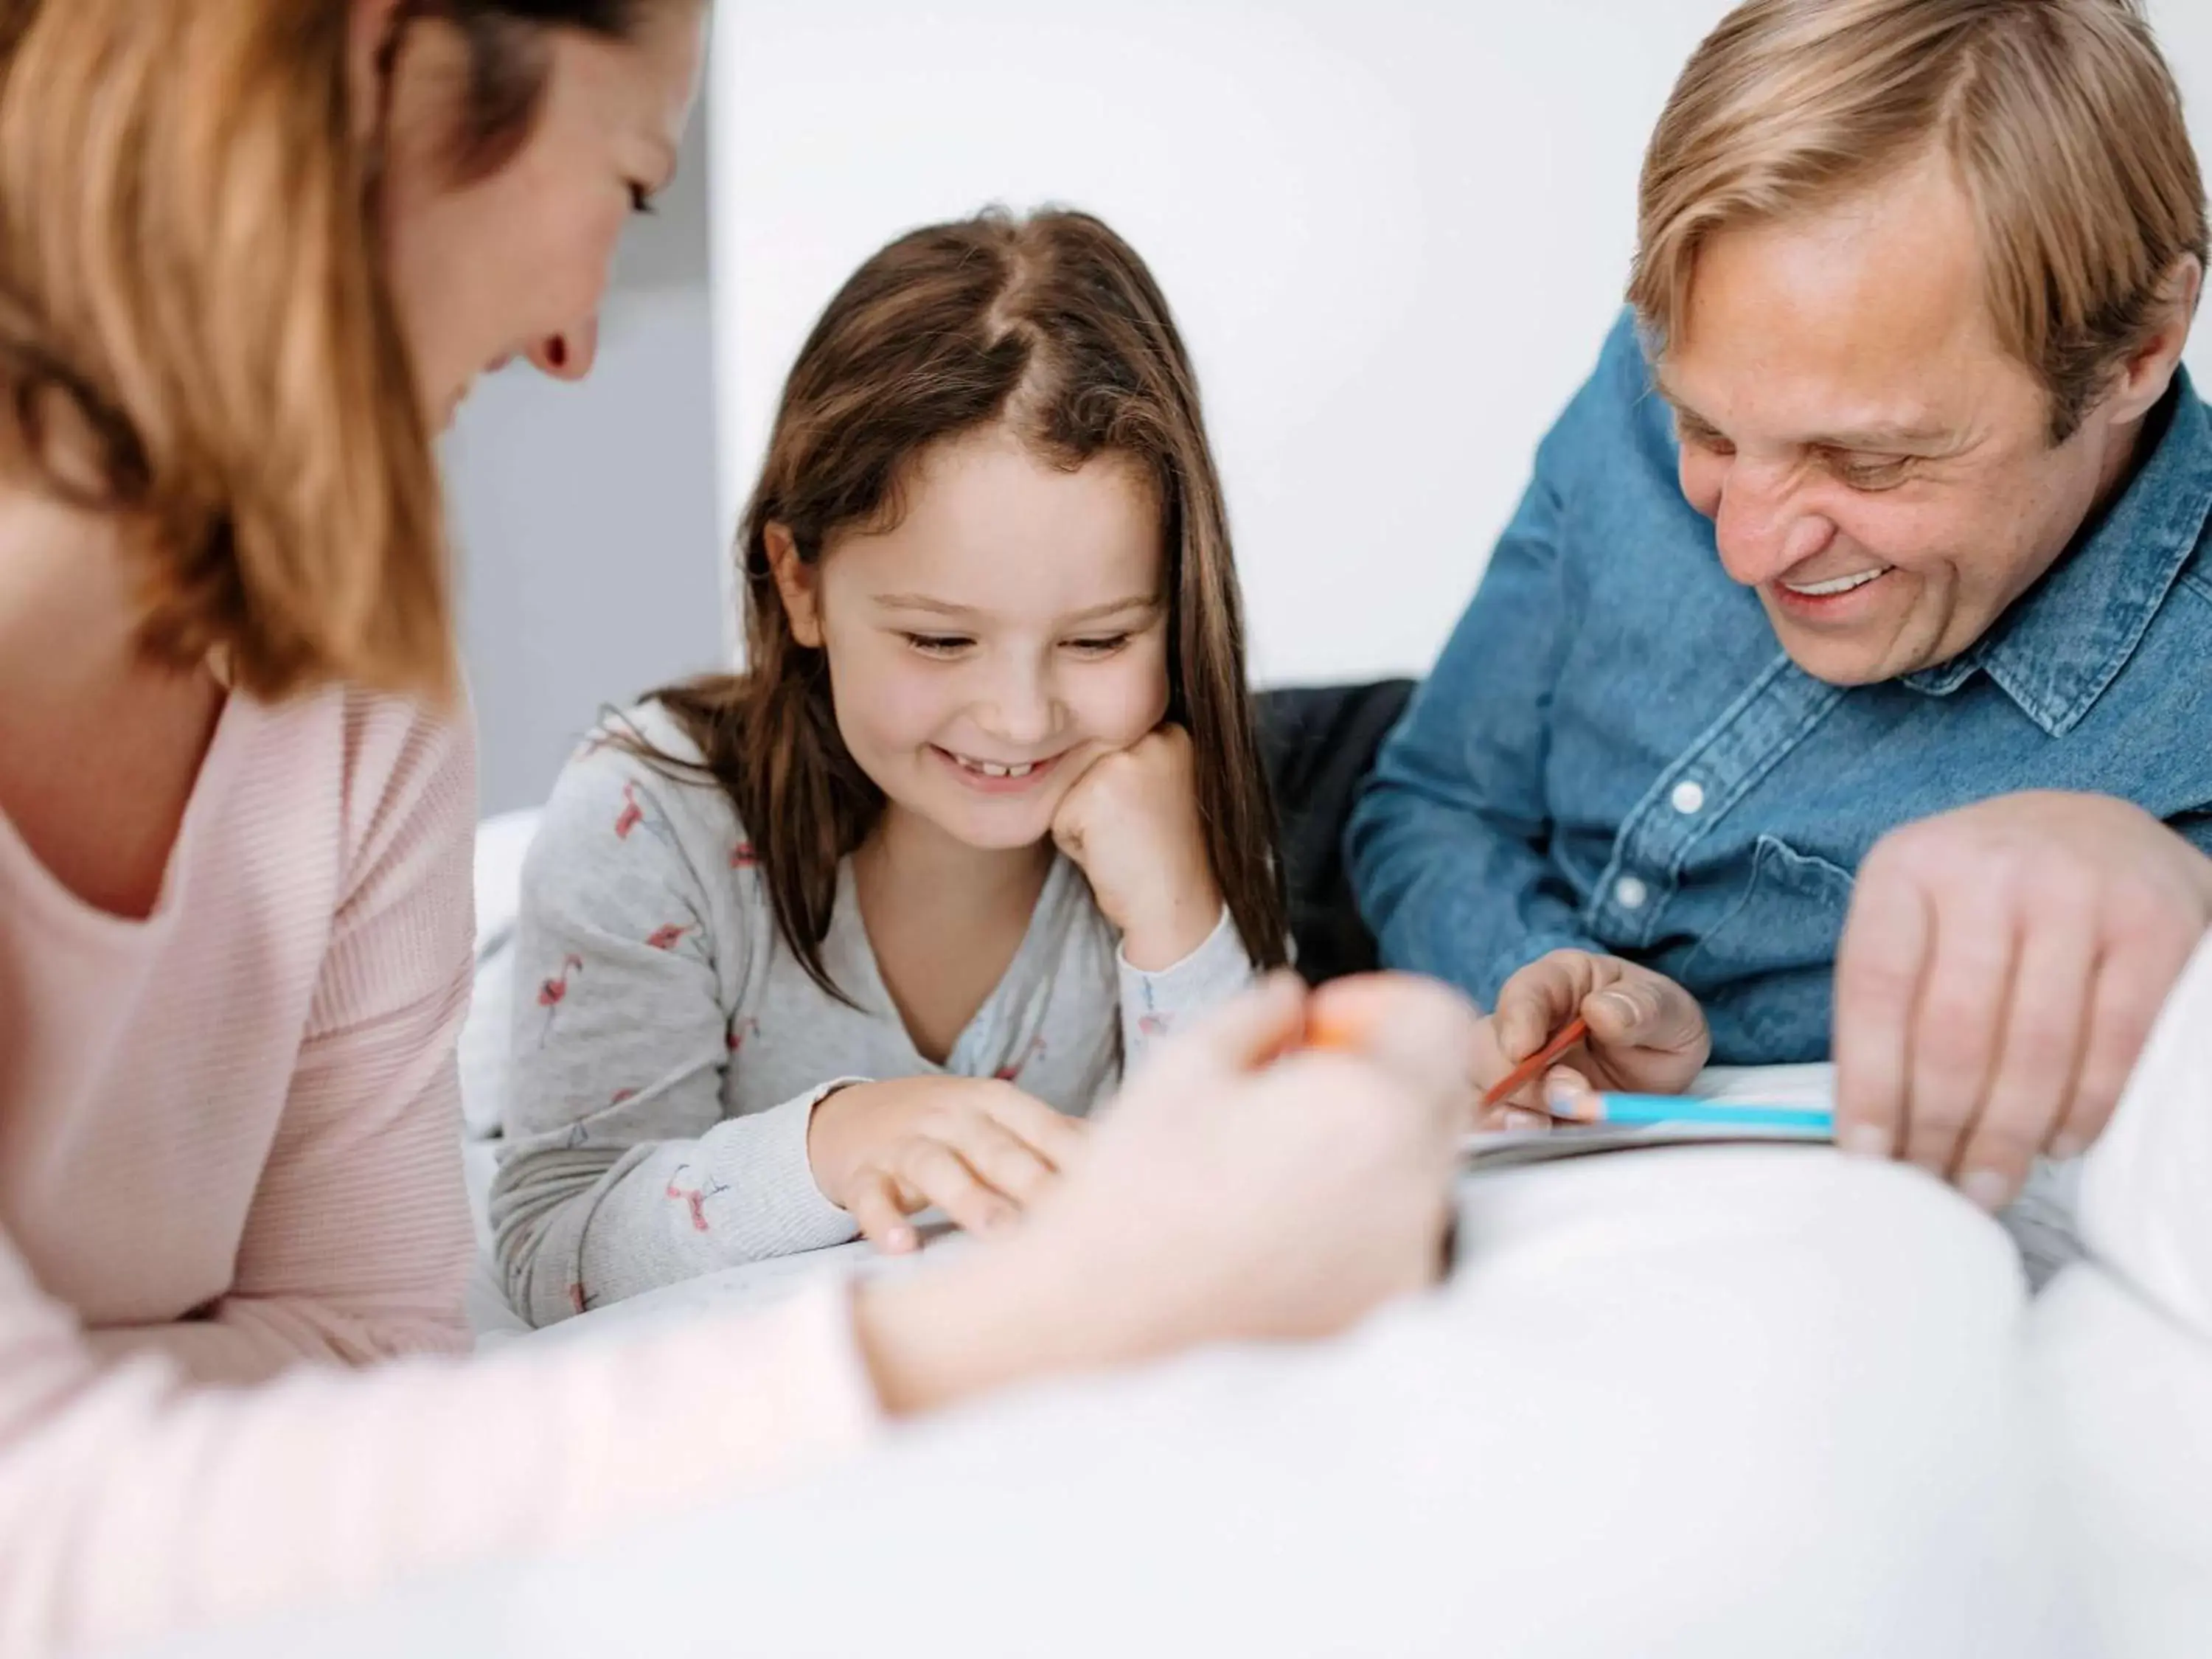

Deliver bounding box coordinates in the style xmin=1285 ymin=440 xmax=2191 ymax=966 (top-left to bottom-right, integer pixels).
xmin=493 ymin=702 xmax=1256 ymax=1327
xmin=535 ymin=954 xmax=584 ymax=1047
xmin=612 ymin=781 xmax=678 ymax=849
xmin=995 ymin=1034 xmax=1048 ymax=1083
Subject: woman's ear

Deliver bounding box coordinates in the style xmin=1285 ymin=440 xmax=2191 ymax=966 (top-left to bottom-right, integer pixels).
xmin=765 ymin=524 xmax=824 ymax=648
xmin=349 ymin=0 xmax=409 ymax=145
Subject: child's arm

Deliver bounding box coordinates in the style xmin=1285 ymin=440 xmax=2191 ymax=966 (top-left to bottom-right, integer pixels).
xmin=1046 ymin=725 xmax=1262 ymax=1071
xmin=1346 ymin=348 xmax=1617 ymax=1011
xmin=491 ymin=738 xmax=861 ymax=1326
xmin=1117 ymin=908 xmax=1260 ymax=1074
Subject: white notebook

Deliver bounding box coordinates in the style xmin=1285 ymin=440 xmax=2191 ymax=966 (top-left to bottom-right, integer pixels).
xmin=519 ymin=1068 xmax=1847 ymax=1347
xmin=1461 ymin=1062 xmax=1837 ymax=1171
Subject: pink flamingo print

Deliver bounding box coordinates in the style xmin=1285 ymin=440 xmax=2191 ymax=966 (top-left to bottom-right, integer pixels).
xmin=614 ymin=782 xmax=679 ymax=848
xmin=664 ymin=1163 xmax=728 ymax=1233
xmin=614 ymin=782 xmax=646 ymax=840
xmin=645 ymin=922 xmax=693 ymax=951
xmin=1138 ymin=1012 xmax=1173 ymax=1042
xmin=568 ymin=1283 xmax=588 ymax=1316
xmin=537 ymin=954 xmax=585 ymax=1046
xmin=727 ymin=1016 xmax=758 ymax=1054
xmin=610 ymin=1087 xmax=639 ymax=1105
xmin=731 ymin=841 xmax=759 ymax=870
xmin=994 ymin=1034 xmax=1048 ymax=1082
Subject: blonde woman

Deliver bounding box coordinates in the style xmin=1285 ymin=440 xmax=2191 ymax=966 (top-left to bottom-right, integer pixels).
xmin=0 ymin=4 xmax=1474 ymax=1652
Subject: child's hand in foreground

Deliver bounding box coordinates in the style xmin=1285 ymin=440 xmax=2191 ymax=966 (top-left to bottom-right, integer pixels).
xmin=807 ymin=1077 xmax=1087 ymax=1252
xmin=1051 ymin=724 xmax=1222 ymax=971
xmin=855 ymin=973 xmax=1478 ymax=1413
xmin=1478 ymin=950 xmax=1710 ymax=1126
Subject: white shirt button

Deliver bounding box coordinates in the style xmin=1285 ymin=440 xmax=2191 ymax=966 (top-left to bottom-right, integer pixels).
xmin=1614 ymin=875 xmax=1649 ymax=911
xmin=1670 ymin=779 xmax=1706 ymax=815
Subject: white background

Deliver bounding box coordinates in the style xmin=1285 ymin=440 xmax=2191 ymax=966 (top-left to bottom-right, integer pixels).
xmin=709 ymin=0 xmax=2212 ymax=689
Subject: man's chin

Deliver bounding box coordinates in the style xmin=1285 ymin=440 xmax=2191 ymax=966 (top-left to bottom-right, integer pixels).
xmin=1764 ymin=605 xmax=1935 ymax=688
xmin=1775 ymin=636 xmax=1898 ymax=687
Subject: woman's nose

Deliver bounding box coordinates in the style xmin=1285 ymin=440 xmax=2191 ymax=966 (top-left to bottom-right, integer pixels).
xmin=527 ymin=316 xmax=599 ymax=383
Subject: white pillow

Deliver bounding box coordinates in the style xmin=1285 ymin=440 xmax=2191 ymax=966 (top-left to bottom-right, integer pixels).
xmin=459 ymin=810 xmax=539 ymax=1142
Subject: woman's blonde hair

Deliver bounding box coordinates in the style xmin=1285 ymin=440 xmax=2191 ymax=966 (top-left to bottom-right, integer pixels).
xmin=1630 ymin=0 xmax=2209 ymax=441
xmin=0 ymin=1 xmax=449 ymax=700
xmin=0 ymin=0 xmax=652 ymax=701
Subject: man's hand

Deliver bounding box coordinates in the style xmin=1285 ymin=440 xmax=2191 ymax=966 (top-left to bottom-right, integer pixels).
xmin=1834 ymin=792 xmax=2212 ymax=1208
xmin=1477 ymin=950 xmax=1710 ymax=1125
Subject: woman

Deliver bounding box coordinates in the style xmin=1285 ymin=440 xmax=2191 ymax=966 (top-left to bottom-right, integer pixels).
xmin=0 ymin=2 xmax=1476 ymax=1652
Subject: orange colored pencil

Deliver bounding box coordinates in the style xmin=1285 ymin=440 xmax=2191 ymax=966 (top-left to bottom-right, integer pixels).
xmin=1479 ymin=1015 xmax=1590 ymax=1113
xmin=1300 ymin=1009 xmax=1366 ymax=1052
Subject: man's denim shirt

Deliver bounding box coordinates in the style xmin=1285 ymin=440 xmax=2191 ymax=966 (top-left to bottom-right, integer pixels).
xmin=1349 ymin=313 xmax=2212 ymax=1064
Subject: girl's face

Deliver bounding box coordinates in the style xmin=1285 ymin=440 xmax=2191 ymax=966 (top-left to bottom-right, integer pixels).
xmin=771 ymin=425 xmax=1174 ymax=855
xmin=371 ymin=1 xmax=709 ymax=429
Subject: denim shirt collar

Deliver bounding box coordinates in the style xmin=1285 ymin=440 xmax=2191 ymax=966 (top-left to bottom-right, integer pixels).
xmin=1899 ymin=369 xmax=2212 ymax=736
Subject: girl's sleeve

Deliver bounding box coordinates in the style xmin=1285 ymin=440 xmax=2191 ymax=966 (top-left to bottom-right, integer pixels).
xmin=491 ymin=738 xmax=863 ymax=1328
xmin=0 ymin=1215 xmax=878 ymax=1658
xmin=1116 ymin=907 xmax=1258 ymax=1075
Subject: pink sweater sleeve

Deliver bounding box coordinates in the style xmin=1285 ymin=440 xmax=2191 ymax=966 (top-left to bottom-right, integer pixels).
xmin=0 ymin=1229 xmax=881 ymax=1655
xmin=83 ymin=697 xmax=480 ymax=1385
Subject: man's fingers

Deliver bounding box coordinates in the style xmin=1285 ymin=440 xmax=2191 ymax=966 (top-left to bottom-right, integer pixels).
xmin=1956 ymin=897 xmax=2096 ymax=1206
xmin=1899 ymin=881 xmax=2016 ymax=1180
xmin=1580 ymin=975 xmax=1703 ymax=1054
xmin=1493 ymin=955 xmax=1586 ymax=1060
xmin=2060 ymin=925 xmax=2196 ymax=1159
xmin=846 ymin=1170 xmax=919 ymax=1254
xmin=1834 ymin=857 xmax=1933 ymax=1158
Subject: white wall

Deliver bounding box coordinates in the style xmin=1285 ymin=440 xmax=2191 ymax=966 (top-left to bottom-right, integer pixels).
xmin=711 ymin=0 xmax=2212 ymax=689
xmin=449 ymin=97 xmax=723 ymax=815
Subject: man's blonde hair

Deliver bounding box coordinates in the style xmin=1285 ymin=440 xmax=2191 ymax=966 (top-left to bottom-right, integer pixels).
xmin=1630 ymin=0 xmax=2208 ymax=441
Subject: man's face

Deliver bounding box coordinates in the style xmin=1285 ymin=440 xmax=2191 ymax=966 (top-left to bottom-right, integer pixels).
xmin=1661 ymin=149 xmax=2149 ymax=686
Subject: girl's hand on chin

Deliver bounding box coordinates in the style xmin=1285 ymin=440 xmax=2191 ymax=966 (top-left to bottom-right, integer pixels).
xmin=1050 ymin=725 xmax=1222 ymax=970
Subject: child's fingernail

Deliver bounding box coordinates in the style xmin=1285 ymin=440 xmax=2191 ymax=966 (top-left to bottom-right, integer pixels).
xmin=886 ymin=1227 xmax=916 ymax=1252
xmin=1503 ymin=1108 xmax=1549 ymax=1132
xmin=1960 ymin=1169 xmax=2012 ymax=1212
xmin=1839 ymin=1124 xmax=1892 ymax=1158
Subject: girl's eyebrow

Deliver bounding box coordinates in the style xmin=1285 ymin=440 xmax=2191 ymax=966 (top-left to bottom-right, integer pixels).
xmin=872 ymin=593 xmax=1162 ymax=623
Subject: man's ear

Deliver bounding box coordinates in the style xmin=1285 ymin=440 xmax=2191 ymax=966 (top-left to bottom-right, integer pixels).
xmin=2105 ymin=254 xmax=2204 ymax=426
xmin=764 ymin=524 xmax=823 ymax=647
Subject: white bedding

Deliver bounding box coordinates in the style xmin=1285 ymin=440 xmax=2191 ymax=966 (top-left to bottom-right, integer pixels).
xmin=408 ymin=812 xmax=2211 ymax=1659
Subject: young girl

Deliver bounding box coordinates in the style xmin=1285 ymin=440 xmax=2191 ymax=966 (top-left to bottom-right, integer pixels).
xmin=493 ymin=208 xmax=1288 ymax=1324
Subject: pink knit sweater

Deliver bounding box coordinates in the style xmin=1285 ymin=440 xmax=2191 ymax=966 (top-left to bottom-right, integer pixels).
xmin=0 ymin=688 xmax=878 ymax=1655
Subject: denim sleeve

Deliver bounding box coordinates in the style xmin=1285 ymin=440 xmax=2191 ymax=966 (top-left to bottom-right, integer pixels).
xmin=1348 ymin=400 xmax=1604 ymax=1010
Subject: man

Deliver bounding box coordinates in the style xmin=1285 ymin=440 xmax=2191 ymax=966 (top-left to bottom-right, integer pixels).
xmin=1352 ymin=0 xmax=2212 ymax=1210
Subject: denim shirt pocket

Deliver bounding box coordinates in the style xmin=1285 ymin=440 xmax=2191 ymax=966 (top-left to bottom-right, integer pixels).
xmin=1680 ymin=834 xmax=1857 ymax=1062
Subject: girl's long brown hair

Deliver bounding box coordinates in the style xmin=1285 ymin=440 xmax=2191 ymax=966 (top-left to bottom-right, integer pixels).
xmin=639 ymin=207 xmax=1287 ymax=993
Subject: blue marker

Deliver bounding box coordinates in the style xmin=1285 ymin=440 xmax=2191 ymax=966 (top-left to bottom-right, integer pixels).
xmin=1587 ymin=1094 xmax=1834 ymax=1135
